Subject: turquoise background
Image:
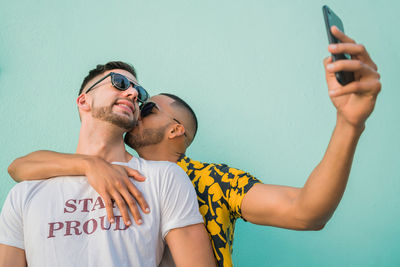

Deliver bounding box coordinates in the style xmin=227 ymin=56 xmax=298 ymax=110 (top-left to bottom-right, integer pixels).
xmin=1 ymin=0 xmax=399 ymax=266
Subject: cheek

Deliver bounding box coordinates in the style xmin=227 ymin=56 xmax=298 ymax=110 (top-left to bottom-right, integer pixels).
xmin=142 ymin=116 xmax=164 ymax=128
xmin=93 ymin=95 xmax=114 ymax=108
xmin=141 ymin=119 xmax=154 ymax=128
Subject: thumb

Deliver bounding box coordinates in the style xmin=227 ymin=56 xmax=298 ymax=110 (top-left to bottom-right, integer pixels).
xmin=323 ymin=56 xmax=332 ymax=67
xmin=123 ymin=166 xmax=146 ymax=182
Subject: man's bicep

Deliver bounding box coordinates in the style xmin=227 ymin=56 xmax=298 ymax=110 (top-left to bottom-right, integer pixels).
xmin=166 ymin=224 xmax=216 ymax=267
xmin=0 ymin=244 xmax=26 ymax=267
xmin=241 ymin=183 xmax=310 ymax=229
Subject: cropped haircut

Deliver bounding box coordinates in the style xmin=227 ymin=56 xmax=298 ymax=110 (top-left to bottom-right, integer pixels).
xmin=79 ymin=61 xmax=137 ymax=95
xmin=160 ymin=93 xmax=198 ymax=143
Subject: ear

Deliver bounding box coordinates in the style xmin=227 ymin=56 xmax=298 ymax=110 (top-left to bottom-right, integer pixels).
xmin=77 ymin=94 xmax=90 ymax=112
xmin=168 ymin=124 xmax=186 ymax=139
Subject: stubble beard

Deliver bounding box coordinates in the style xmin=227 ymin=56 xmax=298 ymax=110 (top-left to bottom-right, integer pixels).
xmin=92 ymin=102 xmax=137 ymax=131
xmin=125 ymin=123 xmax=169 ymax=150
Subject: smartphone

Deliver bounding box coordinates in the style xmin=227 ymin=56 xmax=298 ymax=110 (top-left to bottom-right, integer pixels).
xmin=322 ymin=5 xmax=354 ymax=85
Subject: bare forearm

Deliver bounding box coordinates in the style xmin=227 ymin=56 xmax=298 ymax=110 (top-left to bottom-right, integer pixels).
xmin=8 ymin=150 xmax=93 ymax=182
xmin=296 ymin=115 xmax=364 ymax=226
xmin=0 ymin=244 xmax=26 ymax=267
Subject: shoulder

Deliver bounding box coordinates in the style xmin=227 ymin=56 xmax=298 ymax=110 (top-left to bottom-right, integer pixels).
xmin=5 ymin=176 xmax=87 ymax=200
xmin=180 ymin=156 xmax=262 ymax=187
xmin=7 ymin=180 xmax=45 ymax=196
xmin=124 ymin=157 xmax=189 ymax=182
xmin=180 ymin=155 xmax=247 ymax=176
xmin=177 ymin=155 xmax=215 ymax=173
xmin=126 ymin=156 xmax=181 ymax=172
xmin=2 ymin=180 xmax=46 ymax=210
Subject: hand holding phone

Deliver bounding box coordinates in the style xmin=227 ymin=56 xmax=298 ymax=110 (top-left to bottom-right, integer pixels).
xmin=322 ymin=5 xmax=354 ymax=85
xmin=321 ymin=7 xmax=381 ymax=129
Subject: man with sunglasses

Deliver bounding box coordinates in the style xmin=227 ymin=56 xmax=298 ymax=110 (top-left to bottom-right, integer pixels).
xmin=6 ymin=28 xmax=381 ymax=267
xmin=0 ymin=61 xmax=215 ymax=267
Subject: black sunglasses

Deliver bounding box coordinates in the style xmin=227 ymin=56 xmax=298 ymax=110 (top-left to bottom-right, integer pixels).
xmin=140 ymin=101 xmax=157 ymax=118
xmin=85 ymin=72 xmax=149 ymax=103
xmin=140 ymin=102 xmax=187 ymax=136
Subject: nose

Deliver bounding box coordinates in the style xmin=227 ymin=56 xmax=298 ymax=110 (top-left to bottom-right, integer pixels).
xmin=122 ymin=86 xmax=139 ymax=104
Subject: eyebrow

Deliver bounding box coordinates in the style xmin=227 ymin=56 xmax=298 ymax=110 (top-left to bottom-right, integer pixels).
xmin=128 ymin=78 xmax=139 ymax=86
xmin=152 ymin=104 xmax=160 ymax=110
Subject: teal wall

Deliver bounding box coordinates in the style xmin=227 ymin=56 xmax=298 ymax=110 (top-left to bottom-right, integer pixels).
xmin=1 ymin=0 xmax=399 ymax=266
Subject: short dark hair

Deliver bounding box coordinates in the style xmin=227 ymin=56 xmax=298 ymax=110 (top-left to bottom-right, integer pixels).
xmin=160 ymin=93 xmax=198 ymax=143
xmin=79 ymin=61 xmax=137 ymax=95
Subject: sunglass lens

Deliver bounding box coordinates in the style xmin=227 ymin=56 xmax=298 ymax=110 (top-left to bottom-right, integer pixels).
xmin=112 ymin=73 xmax=149 ymax=103
xmin=140 ymin=102 xmax=155 ymax=117
xmin=136 ymin=85 xmax=149 ymax=103
xmin=112 ymin=74 xmax=130 ymax=90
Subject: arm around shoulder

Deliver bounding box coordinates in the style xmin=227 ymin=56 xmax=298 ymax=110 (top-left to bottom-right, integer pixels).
xmin=8 ymin=150 xmax=92 ymax=182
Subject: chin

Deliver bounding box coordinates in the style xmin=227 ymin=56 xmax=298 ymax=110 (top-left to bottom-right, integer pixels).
xmin=128 ymin=128 xmax=140 ymax=138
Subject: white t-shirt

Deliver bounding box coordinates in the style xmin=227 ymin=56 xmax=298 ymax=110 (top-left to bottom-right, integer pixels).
xmin=0 ymin=157 xmax=203 ymax=267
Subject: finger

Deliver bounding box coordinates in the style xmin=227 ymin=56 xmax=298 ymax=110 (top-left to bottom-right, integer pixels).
xmin=111 ymin=192 xmax=131 ymax=226
xmin=328 ymin=43 xmax=376 ymax=70
xmin=329 ymin=80 xmax=382 ymax=97
xmin=328 ymin=43 xmax=366 ymax=56
xmin=102 ymin=194 xmax=115 ymax=224
xmin=323 ymin=56 xmax=333 ymax=66
xmin=331 ymin=26 xmax=355 ymax=44
xmin=330 ymin=26 xmax=378 ymax=72
xmin=124 ymin=167 xmax=146 ymax=182
xmin=126 ymin=181 xmax=150 ymax=214
xmin=326 ymin=59 xmax=377 ymax=74
xmin=119 ymin=189 xmax=143 ymax=225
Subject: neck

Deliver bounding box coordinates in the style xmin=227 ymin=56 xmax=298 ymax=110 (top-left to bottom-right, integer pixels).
xmin=76 ymin=119 xmax=129 ymax=162
xmin=136 ymin=144 xmax=183 ymax=163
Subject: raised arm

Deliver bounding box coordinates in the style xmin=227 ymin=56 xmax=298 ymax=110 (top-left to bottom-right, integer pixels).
xmin=8 ymin=150 xmax=149 ymax=226
xmin=241 ymin=121 xmax=362 ymax=230
xmin=241 ymin=27 xmax=380 ymax=230
xmin=166 ymin=224 xmax=216 ymax=267
xmin=0 ymin=245 xmax=26 ymax=267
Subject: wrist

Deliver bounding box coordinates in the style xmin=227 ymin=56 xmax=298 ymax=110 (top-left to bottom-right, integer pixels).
xmin=336 ymin=114 xmax=365 ymax=137
xmin=81 ymin=155 xmax=103 ymax=174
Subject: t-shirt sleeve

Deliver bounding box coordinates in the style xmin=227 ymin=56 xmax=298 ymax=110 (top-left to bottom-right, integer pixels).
xmin=0 ymin=184 xmax=25 ymax=249
xmin=225 ymin=166 xmax=262 ymax=219
xmin=160 ymin=164 xmax=203 ymax=239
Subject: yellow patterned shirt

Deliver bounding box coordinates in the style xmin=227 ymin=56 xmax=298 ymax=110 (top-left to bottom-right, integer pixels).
xmin=177 ymin=155 xmax=262 ymax=267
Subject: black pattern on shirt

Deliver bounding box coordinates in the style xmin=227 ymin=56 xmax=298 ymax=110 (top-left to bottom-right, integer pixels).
xmin=177 ymin=155 xmax=261 ymax=267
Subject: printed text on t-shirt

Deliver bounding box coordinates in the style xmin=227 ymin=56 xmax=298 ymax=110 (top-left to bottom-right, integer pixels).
xmin=47 ymin=196 xmax=128 ymax=238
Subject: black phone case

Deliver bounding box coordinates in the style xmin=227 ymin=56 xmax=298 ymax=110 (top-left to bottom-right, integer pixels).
xmin=322 ymin=5 xmax=354 ymax=86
